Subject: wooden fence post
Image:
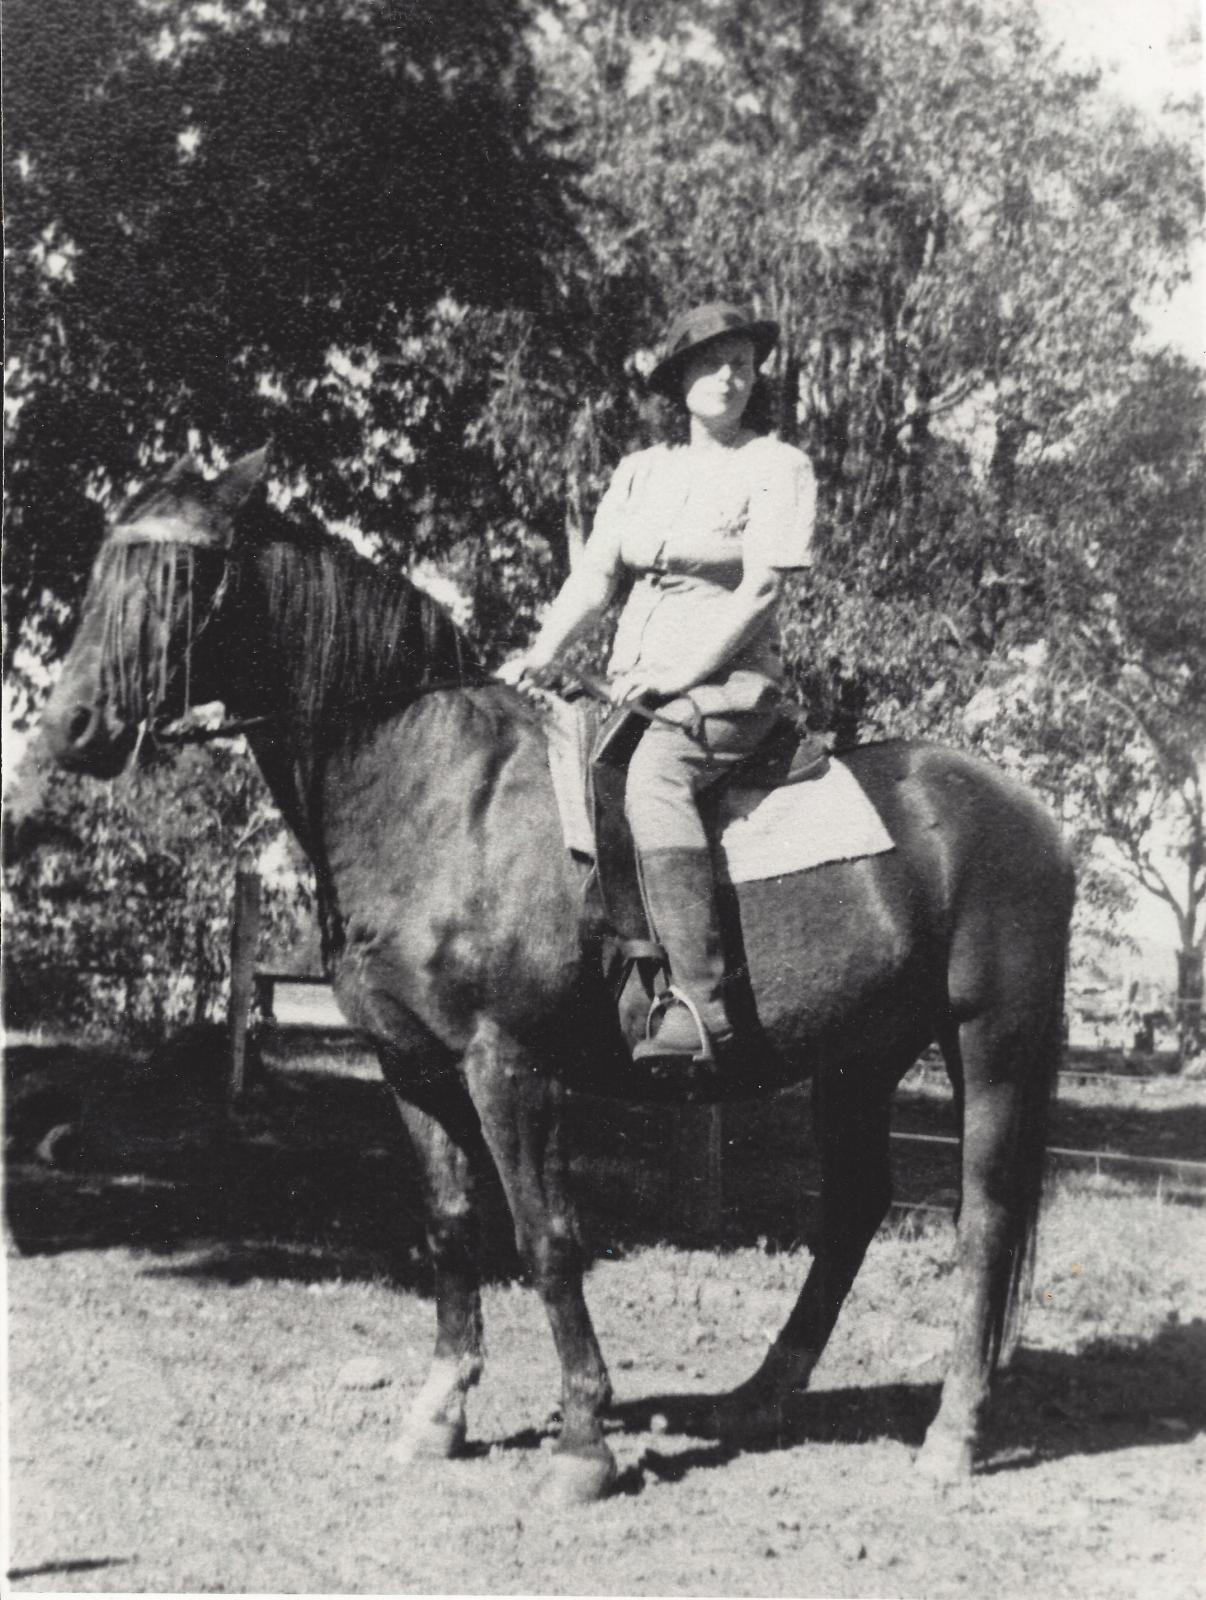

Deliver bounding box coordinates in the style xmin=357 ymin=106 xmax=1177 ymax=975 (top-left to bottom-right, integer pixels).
xmin=226 ymin=868 xmax=262 ymax=1104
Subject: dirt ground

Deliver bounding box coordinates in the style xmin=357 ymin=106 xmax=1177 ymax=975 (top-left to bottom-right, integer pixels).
xmin=6 ymin=1037 xmax=1206 ymax=1597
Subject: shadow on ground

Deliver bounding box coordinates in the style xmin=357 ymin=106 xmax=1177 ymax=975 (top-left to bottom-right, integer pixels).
xmin=5 ymin=1037 xmax=436 ymax=1285
xmin=6 ymin=1038 xmax=1205 ymax=1288
xmin=600 ymin=1318 xmax=1206 ymax=1482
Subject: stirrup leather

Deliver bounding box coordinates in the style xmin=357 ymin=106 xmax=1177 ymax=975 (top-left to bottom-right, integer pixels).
xmin=640 ymin=984 xmax=716 ymax=1065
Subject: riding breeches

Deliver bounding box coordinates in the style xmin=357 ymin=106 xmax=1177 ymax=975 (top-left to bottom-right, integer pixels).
xmin=624 ymin=706 xmax=780 ymax=852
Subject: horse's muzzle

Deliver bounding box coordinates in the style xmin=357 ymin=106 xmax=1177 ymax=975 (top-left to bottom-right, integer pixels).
xmin=42 ymin=696 xmax=137 ymax=778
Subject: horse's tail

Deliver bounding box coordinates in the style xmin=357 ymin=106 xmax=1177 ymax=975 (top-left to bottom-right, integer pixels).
xmin=998 ymin=945 xmax=1067 ymax=1367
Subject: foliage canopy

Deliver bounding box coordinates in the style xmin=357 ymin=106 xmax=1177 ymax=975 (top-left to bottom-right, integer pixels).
xmin=4 ymin=0 xmax=1203 ymax=1042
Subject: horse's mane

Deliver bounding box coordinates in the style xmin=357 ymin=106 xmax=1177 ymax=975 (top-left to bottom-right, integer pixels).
xmin=246 ymin=514 xmax=480 ymax=739
xmin=89 ymin=463 xmax=482 ymax=741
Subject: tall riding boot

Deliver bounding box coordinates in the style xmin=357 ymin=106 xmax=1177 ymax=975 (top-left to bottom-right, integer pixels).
xmin=632 ymin=847 xmax=734 ymax=1068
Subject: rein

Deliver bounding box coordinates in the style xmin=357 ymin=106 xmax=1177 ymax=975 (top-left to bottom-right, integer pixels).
xmin=553 ymin=667 xmax=702 ymax=733
xmin=147 ymin=671 xmax=676 ymax=748
xmin=146 ymin=673 xmax=496 ymax=748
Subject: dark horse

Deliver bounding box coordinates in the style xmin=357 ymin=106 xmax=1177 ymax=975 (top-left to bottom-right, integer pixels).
xmin=40 ymin=452 xmax=1073 ymax=1501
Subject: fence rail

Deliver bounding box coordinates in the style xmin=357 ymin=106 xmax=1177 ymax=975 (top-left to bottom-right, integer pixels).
xmin=889 ymin=1129 xmax=1206 ymax=1189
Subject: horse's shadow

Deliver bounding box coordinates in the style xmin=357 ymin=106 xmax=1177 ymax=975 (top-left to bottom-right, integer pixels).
xmin=587 ymin=1318 xmax=1206 ymax=1482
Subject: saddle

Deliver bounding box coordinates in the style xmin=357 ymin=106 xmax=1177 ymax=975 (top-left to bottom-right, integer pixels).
xmin=586 ymin=699 xmax=829 ymax=988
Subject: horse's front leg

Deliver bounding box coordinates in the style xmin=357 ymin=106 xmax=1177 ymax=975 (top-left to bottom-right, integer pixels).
xmin=379 ymin=1052 xmax=488 ymax=1466
xmin=463 ymin=1018 xmax=616 ymax=1504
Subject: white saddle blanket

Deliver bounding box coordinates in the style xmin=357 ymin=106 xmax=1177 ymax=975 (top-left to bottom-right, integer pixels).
xmin=543 ymin=698 xmax=894 ymax=885
xmin=715 ymin=761 xmax=894 ymax=882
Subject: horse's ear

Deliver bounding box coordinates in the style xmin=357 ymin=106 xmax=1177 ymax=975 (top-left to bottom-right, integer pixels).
xmin=214 ymin=447 xmax=270 ymax=511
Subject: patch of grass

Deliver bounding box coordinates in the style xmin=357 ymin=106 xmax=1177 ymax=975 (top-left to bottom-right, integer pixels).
xmin=1030 ymin=1173 xmax=1206 ymax=1343
xmin=665 ymin=1174 xmax=1196 ymax=1324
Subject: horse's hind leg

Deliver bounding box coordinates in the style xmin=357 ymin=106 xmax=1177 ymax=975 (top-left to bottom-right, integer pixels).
xmin=917 ymin=998 xmax=1059 ymax=1484
xmin=379 ymin=1054 xmax=489 ymax=1466
xmin=463 ymin=1019 xmax=615 ymax=1504
xmin=718 ymin=1061 xmax=895 ymax=1432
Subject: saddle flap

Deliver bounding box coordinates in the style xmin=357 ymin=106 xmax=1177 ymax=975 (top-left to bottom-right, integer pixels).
xmin=541 ymin=692 xmax=839 ymax=930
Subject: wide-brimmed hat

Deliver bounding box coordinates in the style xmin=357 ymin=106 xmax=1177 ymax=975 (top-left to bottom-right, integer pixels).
xmin=647 ymin=302 xmax=779 ymax=399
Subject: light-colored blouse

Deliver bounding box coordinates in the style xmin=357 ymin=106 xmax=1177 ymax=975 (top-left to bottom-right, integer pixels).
xmin=577 ymin=435 xmax=816 ymax=701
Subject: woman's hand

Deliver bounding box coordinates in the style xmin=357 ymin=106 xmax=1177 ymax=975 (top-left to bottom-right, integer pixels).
xmin=497 ymin=651 xmax=559 ymax=690
xmin=608 ymin=668 xmax=693 ymax=705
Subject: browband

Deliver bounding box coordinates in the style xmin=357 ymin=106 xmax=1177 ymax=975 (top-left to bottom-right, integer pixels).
xmin=108 ymin=516 xmax=233 ymax=549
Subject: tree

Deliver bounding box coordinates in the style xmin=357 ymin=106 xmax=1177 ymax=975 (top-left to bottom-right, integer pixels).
xmin=4 ymin=736 xmax=311 ymax=1041
xmin=7 ymin=0 xmax=1203 ymax=1047
xmin=4 ymin=0 xmax=580 ymax=681
xmin=527 ymin=0 xmax=1205 ymax=1023
xmin=3 ymin=0 xmax=596 ymax=1034
xmin=990 ymin=356 xmax=1206 ymax=1060
xmin=533 ymin=0 xmax=1201 ymax=732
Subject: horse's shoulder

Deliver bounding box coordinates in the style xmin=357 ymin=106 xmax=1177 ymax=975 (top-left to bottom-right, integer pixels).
xmin=407 ymin=684 xmax=553 ymax=782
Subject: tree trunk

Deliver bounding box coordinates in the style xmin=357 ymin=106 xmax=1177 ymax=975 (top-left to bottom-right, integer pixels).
xmin=1175 ymin=941 xmax=1203 ymax=1068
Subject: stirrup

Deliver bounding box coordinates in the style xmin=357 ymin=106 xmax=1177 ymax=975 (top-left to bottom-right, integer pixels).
xmin=637 ymin=984 xmax=716 ymax=1066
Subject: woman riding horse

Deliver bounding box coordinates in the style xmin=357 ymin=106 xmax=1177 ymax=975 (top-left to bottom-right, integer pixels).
xmin=38 ymin=376 xmax=1073 ymax=1496
xmin=501 ymin=302 xmax=816 ymax=1070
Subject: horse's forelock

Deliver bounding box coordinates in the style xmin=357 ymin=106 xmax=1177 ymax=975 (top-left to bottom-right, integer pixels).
xmin=86 ymin=536 xmax=208 ymax=724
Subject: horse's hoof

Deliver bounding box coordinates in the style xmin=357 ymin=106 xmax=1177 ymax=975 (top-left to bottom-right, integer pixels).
xmin=914 ymin=1431 xmax=974 ymax=1487
xmin=387 ymin=1416 xmax=467 ymax=1466
xmin=539 ymin=1447 xmax=617 ymax=1506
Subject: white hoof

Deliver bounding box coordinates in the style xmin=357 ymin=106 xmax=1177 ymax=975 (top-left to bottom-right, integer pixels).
xmin=914 ymin=1430 xmax=974 ymax=1487
xmin=539 ymin=1448 xmax=618 ymax=1506
xmin=388 ymin=1415 xmax=467 ymax=1466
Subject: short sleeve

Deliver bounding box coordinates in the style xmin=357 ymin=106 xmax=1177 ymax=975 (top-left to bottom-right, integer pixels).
xmin=743 ymin=442 xmax=817 ymax=572
xmin=575 ymin=454 xmax=639 ymax=584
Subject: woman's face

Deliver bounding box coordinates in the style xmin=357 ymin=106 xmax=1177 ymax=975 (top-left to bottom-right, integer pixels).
xmin=681 ymin=333 xmax=757 ymax=428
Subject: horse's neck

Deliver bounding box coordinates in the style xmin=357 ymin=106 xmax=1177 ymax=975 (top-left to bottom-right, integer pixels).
xmin=232 ymin=535 xmax=473 ymax=733
xmin=248 ymin=685 xmax=553 ymax=969
xmin=224 ymin=534 xmax=468 ymax=919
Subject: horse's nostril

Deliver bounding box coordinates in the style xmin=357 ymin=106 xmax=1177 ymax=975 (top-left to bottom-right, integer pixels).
xmin=67 ymin=706 xmax=97 ymax=747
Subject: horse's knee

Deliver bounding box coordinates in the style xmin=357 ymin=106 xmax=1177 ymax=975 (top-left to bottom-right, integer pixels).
xmin=425 ymin=1206 xmax=476 ymax=1262
xmin=515 ymin=1215 xmax=583 ymax=1292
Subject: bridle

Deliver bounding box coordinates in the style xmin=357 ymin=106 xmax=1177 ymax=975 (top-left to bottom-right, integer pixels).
xmin=105 ymin=518 xmax=493 ymax=754
xmin=105 ymin=518 xmax=262 ymax=752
